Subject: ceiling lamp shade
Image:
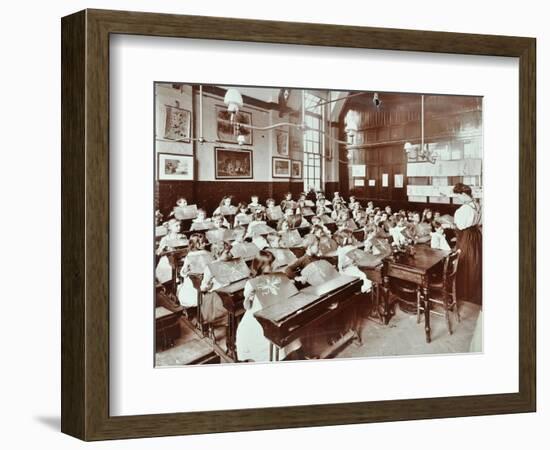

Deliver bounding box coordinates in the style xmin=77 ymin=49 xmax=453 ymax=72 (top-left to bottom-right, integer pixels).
xmin=224 ymin=88 xmax=244 ymax=113
xmin=344 ymin=109 xmax=360 ymax=138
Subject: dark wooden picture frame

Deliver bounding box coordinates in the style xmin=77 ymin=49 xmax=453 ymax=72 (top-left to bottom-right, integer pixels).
xmin=214 ymin=147 xmax=254 ymax=179
xmin=61 ymin=9 xmax=536 ymax=441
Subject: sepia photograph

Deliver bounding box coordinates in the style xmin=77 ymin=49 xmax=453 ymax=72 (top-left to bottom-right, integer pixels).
xmin=154 ymin=82 xmax=483 ymax=367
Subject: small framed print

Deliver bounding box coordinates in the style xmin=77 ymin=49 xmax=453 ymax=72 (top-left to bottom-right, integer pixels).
xmin=291 ymin=159 xmax=302 ymax=179
xmin=163 ymin=104 xmax=191 ymax=141
xmin=272 ymin=157 xmax=291 ymax=178
xmin=157 ymin=153 xmax=194 ymax=180
xmin=214 ymin=147 xmax=253 ymax=179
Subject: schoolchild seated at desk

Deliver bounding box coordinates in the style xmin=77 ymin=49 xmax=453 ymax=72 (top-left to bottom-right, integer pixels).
xmin=156 ymin=218 xmax=188 ymax=255
xmin=279 ymin=207 xmax=310 ymax=229
xmin=277 ymin=220 xmax=304 ymax=248
xmin=363 ymin=224 xmax=392 ymax=256
xmin=316 ymin=196 xmax=332 ymax=213
xmin=284 ymin=235 xmax=322 ymax=282
xmin=332 ymin=191 xmax=346 ymax=205
xmin=199 ymin=241 xmax=236 ymax=332
xmin=213 ymin=195 xmax=238 ymax=217
xmin=352 ymin=208 xmax=368 ymax=228
xmin=177 ymin=233 xmax=214 ymax=310
xmin=265 ymin=198 xmax=283 ymax=221
xmin=248 ymin=195 xmax=265 ymax=213
xmin=330 ymin=202 xmax=345 ymax=221
xmin=335 ymin=229 xmax=372 ymax=293
xmin=155 ymin=218 xmax=188 ymax=286
xmin=336 ymin=209 xmax=358 ymax=231
xmin=245 ymin=210 xmax=274 ymax=239
xmin=236 ymin=250 xmax=302 ymax=362
xmin=430 ymin=221 xmax=452 ymax=251
xmin=233 ymin=202 xmax=252 ymax=228
xmin=310 ymin=215 xmax=332 ymax=236
xmin=305 ymin=224 xmax=338 ymax=255
xmin=409 ymin=212 xmax=432 ymax=244
xmin=190 ymin=209 xmax=215 ymax=231
xmin=296 ymin=199 xmax=314 ymax=217
xmin=280 ymin=192 xmax=295 ymax=212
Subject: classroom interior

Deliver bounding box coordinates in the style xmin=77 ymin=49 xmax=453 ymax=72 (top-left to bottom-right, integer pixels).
xmin=154 ymin=83 xmax=483 ymax=366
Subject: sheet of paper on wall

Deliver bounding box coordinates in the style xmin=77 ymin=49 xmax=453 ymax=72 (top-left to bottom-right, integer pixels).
xmin=382 ymin=173 xmax=389 ymax=187
xmin=354 ymin=179 xmax=365 ymax=187
xmin=394 ymin=174 xmax=404 ymax=188
xmin=351 ymin=164 xmax=366 ymax=177
xmin=368 ymin=179 xmax=376 ymax=186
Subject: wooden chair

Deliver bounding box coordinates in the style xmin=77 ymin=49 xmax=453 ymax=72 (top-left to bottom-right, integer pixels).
xmin=417 ymin=249 xmax=461 ymax=335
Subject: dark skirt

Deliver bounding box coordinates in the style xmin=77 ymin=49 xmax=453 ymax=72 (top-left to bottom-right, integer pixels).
xmin=455 ymin=225 xmax=482 ymax=305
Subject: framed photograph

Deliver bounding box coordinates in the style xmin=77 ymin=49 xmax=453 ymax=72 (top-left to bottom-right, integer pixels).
xmin=273 ymin=157 xmax=291 ymax=178
xmin=61 ymin=9 xmax=535 ymax=441
xmin=291 ymin=159 xmax=302 ymax=179
xmin=214 ymin=147 xmax=253 ymax=179
xmin=157 ymin=153 xmax=194 ymax=180
xmin=275 ymin=128 xmax=289 ymax=156
xmin=163 ymin=104 xmax=191 ymax=141
xmin=216 ymin=105 xmax=253 ymax=145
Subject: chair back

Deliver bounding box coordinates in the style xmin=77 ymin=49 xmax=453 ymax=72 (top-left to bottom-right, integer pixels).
xmin=442 ymin=249 xmax=461 ymax=289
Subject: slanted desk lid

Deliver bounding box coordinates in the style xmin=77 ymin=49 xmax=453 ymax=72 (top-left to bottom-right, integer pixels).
xmin=255 ymin=292 xmax=320 ymax=323
xmin=207 ymin=258 xmax=250 ymax=287
xmin=251 ymin=274 xmax=298 ymax=309
xmin=301 ymin=259 xmax=339 ymax=285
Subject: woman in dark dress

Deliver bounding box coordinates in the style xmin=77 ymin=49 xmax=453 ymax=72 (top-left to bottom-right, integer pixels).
xmin=452 ymin=183 xmax=482 ymax=305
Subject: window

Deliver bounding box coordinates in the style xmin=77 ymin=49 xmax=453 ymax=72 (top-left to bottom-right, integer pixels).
xmin=303 ymin=93 xmax=323 ymax=192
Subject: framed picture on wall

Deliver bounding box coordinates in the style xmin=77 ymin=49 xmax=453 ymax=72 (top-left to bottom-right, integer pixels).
xmin=214 ymin=147 xmax=253 ymax=179
xmin=157 ymin=153 xmax=194 ymax=180
xmin=291 ymin=159 xmax=302 ymax=179
xmin=216 ymin=105 xmax=253 ymax=145
xmin=275 ymin=128 xmax=289 ymax=156
xmin=163 ymin=104 xmax=191 ymax=141
xmin=272 ymin=157 xmax=291 ymax=178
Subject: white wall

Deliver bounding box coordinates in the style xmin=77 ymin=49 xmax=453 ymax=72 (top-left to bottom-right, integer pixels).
xmin=0 ymin=1 xmax=547 ymax=450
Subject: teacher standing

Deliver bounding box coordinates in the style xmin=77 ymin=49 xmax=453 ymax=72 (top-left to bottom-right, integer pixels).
xmin=453 ymin=183 xmax=482 ymax=305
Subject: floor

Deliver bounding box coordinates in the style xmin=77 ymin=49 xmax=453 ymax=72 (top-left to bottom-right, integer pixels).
xmin=339 ymin=300 xmax=481 ymax=359
xmin=155 ymin=300 xmax=481 ymax=366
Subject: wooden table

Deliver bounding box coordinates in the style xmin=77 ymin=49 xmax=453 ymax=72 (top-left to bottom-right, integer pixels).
xmin=383 ymin=246 xmax=450 ymax=343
